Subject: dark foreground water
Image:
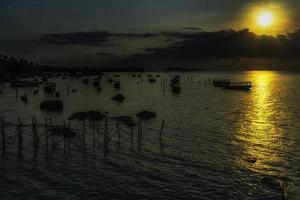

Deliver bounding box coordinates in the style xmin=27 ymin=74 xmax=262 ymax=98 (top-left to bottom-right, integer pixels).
xmin=0 ymin=71 xmax=299 ymax=199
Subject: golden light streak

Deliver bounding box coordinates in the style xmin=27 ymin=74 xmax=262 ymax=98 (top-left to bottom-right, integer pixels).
xmin=233 ymin=71 xmax=288 ymax=175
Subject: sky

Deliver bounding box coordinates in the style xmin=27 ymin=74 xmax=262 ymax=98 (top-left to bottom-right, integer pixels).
xmin=1 ymin=0 xmax=300 ymax=69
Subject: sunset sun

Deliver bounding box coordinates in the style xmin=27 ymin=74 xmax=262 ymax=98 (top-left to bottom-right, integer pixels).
xmin=257 ymin=11 xmax=273 ymax=27
xmin=241 ymin=2 xmax=290 ymax=35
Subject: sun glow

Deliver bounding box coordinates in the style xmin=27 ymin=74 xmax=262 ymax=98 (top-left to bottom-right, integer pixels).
xmin=257 ymin=11 xmax=273 ymax=27
xmin=239 ymin=3 xmax=290 ymax=35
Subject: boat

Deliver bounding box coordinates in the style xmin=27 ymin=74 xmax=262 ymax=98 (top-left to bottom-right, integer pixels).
xmin=83 ymin=78 xmax=89 ymax=84
xmin=43 ymin=82 xmax=56 ymax=93
xmin=55 ymin=92 xmax=60 ymax=98
xmin=223 ymin=82 xmax=252 ymax=90
xmin=108 ymin=78 xmax=114 ymax=83
xmin=20 ymin=95 xmax=28 ymax=102
xmin=10 ymin=80 xmax=40 ymax=87
xmin=212 ymin=79 xmax=230 ymax=87
xmin=93 ymin=79 xmax=100 ymax=87
xmin=213 ymin=79 xmax=252 ymax=90
xmin=113 ymin=81 xmax=121 ymax=89
xmin=172 ymin=84 xmax=181 ymax=94
xmin=148 ymin=78 xmax=156 ymax=83
xmin=171 ymin=76 xmax=180 ymax=85
xmin=33 ymin=89 xmax=39 ymax=95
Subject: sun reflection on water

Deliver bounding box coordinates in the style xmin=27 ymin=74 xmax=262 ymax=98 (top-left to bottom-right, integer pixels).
xmin=234 ymin=71 xmax=288 ymax=175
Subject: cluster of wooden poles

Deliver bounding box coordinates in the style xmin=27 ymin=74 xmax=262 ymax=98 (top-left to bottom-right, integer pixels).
xmin=0 ymin=117 xmax=165 ymax=156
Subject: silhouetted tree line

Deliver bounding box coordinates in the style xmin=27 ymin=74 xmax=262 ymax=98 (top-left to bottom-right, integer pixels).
xmin=164 ymin=67 xmax=201 ymax=72
xmin=0 ymin=55 xmax=39 ymax=74
xmin=40 ymin=65 xmax=145 ymax=73
xmin=0 ymin=54 xmax=145 ymax=75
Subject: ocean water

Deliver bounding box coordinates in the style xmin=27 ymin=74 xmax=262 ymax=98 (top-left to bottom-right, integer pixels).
xmin=0 ymin=71 xmax=299 ymax=199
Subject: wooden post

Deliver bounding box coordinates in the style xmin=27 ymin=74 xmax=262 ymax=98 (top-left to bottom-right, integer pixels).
xmin=1 ymin=117 xmax=5 ymax=153
xmin=18 ymin=117 xmax=23 ymax=153
xmin=63 ymin=120 xmax=66 ymax=154
xmin=116 ymin=120 xmax=120 ymax=142
xmin=137 ymin=120 xmax=140 ymax=143
xmin=139 ymin=120 xmax=143 ymax=140
xmin=45 ymin=118 xmax=48 ymax=153
xmin=68 ymin=120 xmax=71 ymax=150
xmin=82 ymin=120 xmax=86 ymax=150
xmin=104 ymin=118 xmax=108 ymax=149
xmin=137 ymin=120 xmax=142 ymax=152
xmin=97 ymin=127 xmax=100 ymax=148
xmin=159 ymin=120 xmax=165 ymax=142
xmin=50 ymin=118 xmax=54 ymax=149
xmin=130 ymin=127 xmax=134 ymax=139
xmin=164 ymin=76 xmax=166 ymax=90
xmin=15 ymin=87 xmax=19 ymax=102
xmin=34 ymin=117 xmax=39 ymax=146
xmin=32 ymin=117 xmax=36 ymax=150
xmin=92 ymin=121 xmax=96 ymax=149
xmin=67 ymin=84 xmax=70 ymax=95
xmin=137 ymin=120 xmax=142 ymax=144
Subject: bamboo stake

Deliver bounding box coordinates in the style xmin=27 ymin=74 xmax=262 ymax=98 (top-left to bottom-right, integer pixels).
xmin=18 ymin=117 xmax=23 ymax=153
xmin=68 ymin=120 xmax=71 ymax=150
xmin=116 ymin=121 xmax=120 ymax=142
xmin=45 ymin=118 xmax=48 ymax=153
xmin=1 ymin=117 xmax=5 ymax=153
xmin=82 ymin=120 xmax=86 ymax=150
xmin=140 ymin=120 xmax=143 ymax=140
xmin=104 ymin=118 xmax=108 ymax=150
xmin=35 ymin=117 xmax=39 ymax=145
xmin=63 ymin=120 xmax=66 ymax=154
xmin=50 ymin=118 xmax=54 ymax=149
xmin=32 ymin=117 xmax=36 ymax=150
xmin=137 ymin=120 xmax=142 ymax=144
xmin=159 ymin=120 xmax=165 ymax=142
xmin=92 ymin=121 xmax=96 ymax=149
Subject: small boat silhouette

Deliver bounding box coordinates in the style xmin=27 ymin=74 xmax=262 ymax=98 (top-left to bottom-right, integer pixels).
xmin=223 ymin=82 xmax=252 ymax=90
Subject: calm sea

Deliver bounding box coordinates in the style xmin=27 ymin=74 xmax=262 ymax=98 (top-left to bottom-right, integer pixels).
xmin=0 ymin=71 xmax=299 ymax=199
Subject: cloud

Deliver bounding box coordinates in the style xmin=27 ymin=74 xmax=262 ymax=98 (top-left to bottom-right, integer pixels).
xmin=38 ymin=31 xmax=158 ymax=46
xmin=162 ymin=31 xmax=204 ymax=39
xmin=17 ymin=28 xmax=300 ymax=69
xmin=146 ymin=29 xmax=300 ymax=60
xmin=113 ymin=32 xmax=157 ymax=38
xmin=95 ymin=52 xmax=114 ymax=56
xmin=183 ymin=27 xmax=202 ymax=31
xmin=39 ymin=31 xmax=110 ymax=45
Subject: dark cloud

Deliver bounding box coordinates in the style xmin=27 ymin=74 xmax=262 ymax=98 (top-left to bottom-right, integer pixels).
xmin=95 ymin=52 xmax=114 ymax=56
xmin=31 ymin=28 xmax=300 ymax=66
xmin=38 ymin=31 xmax=157 ymax=45
xmin=39 ymin=31 xmax=110 ymax=45
xmin=162 ymin=31 xmax=204 ymax=39
xmin=113 ymin=32 xmax=157 ymax=38
xmin=183 ymin=27 xmax=202 ymax=31
xmin=146 ymin=29 xmax=300 ymax=60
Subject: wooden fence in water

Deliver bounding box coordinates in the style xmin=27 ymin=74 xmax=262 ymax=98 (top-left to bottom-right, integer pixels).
xmin=0 ymin=117 xmax=165 ymax=156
